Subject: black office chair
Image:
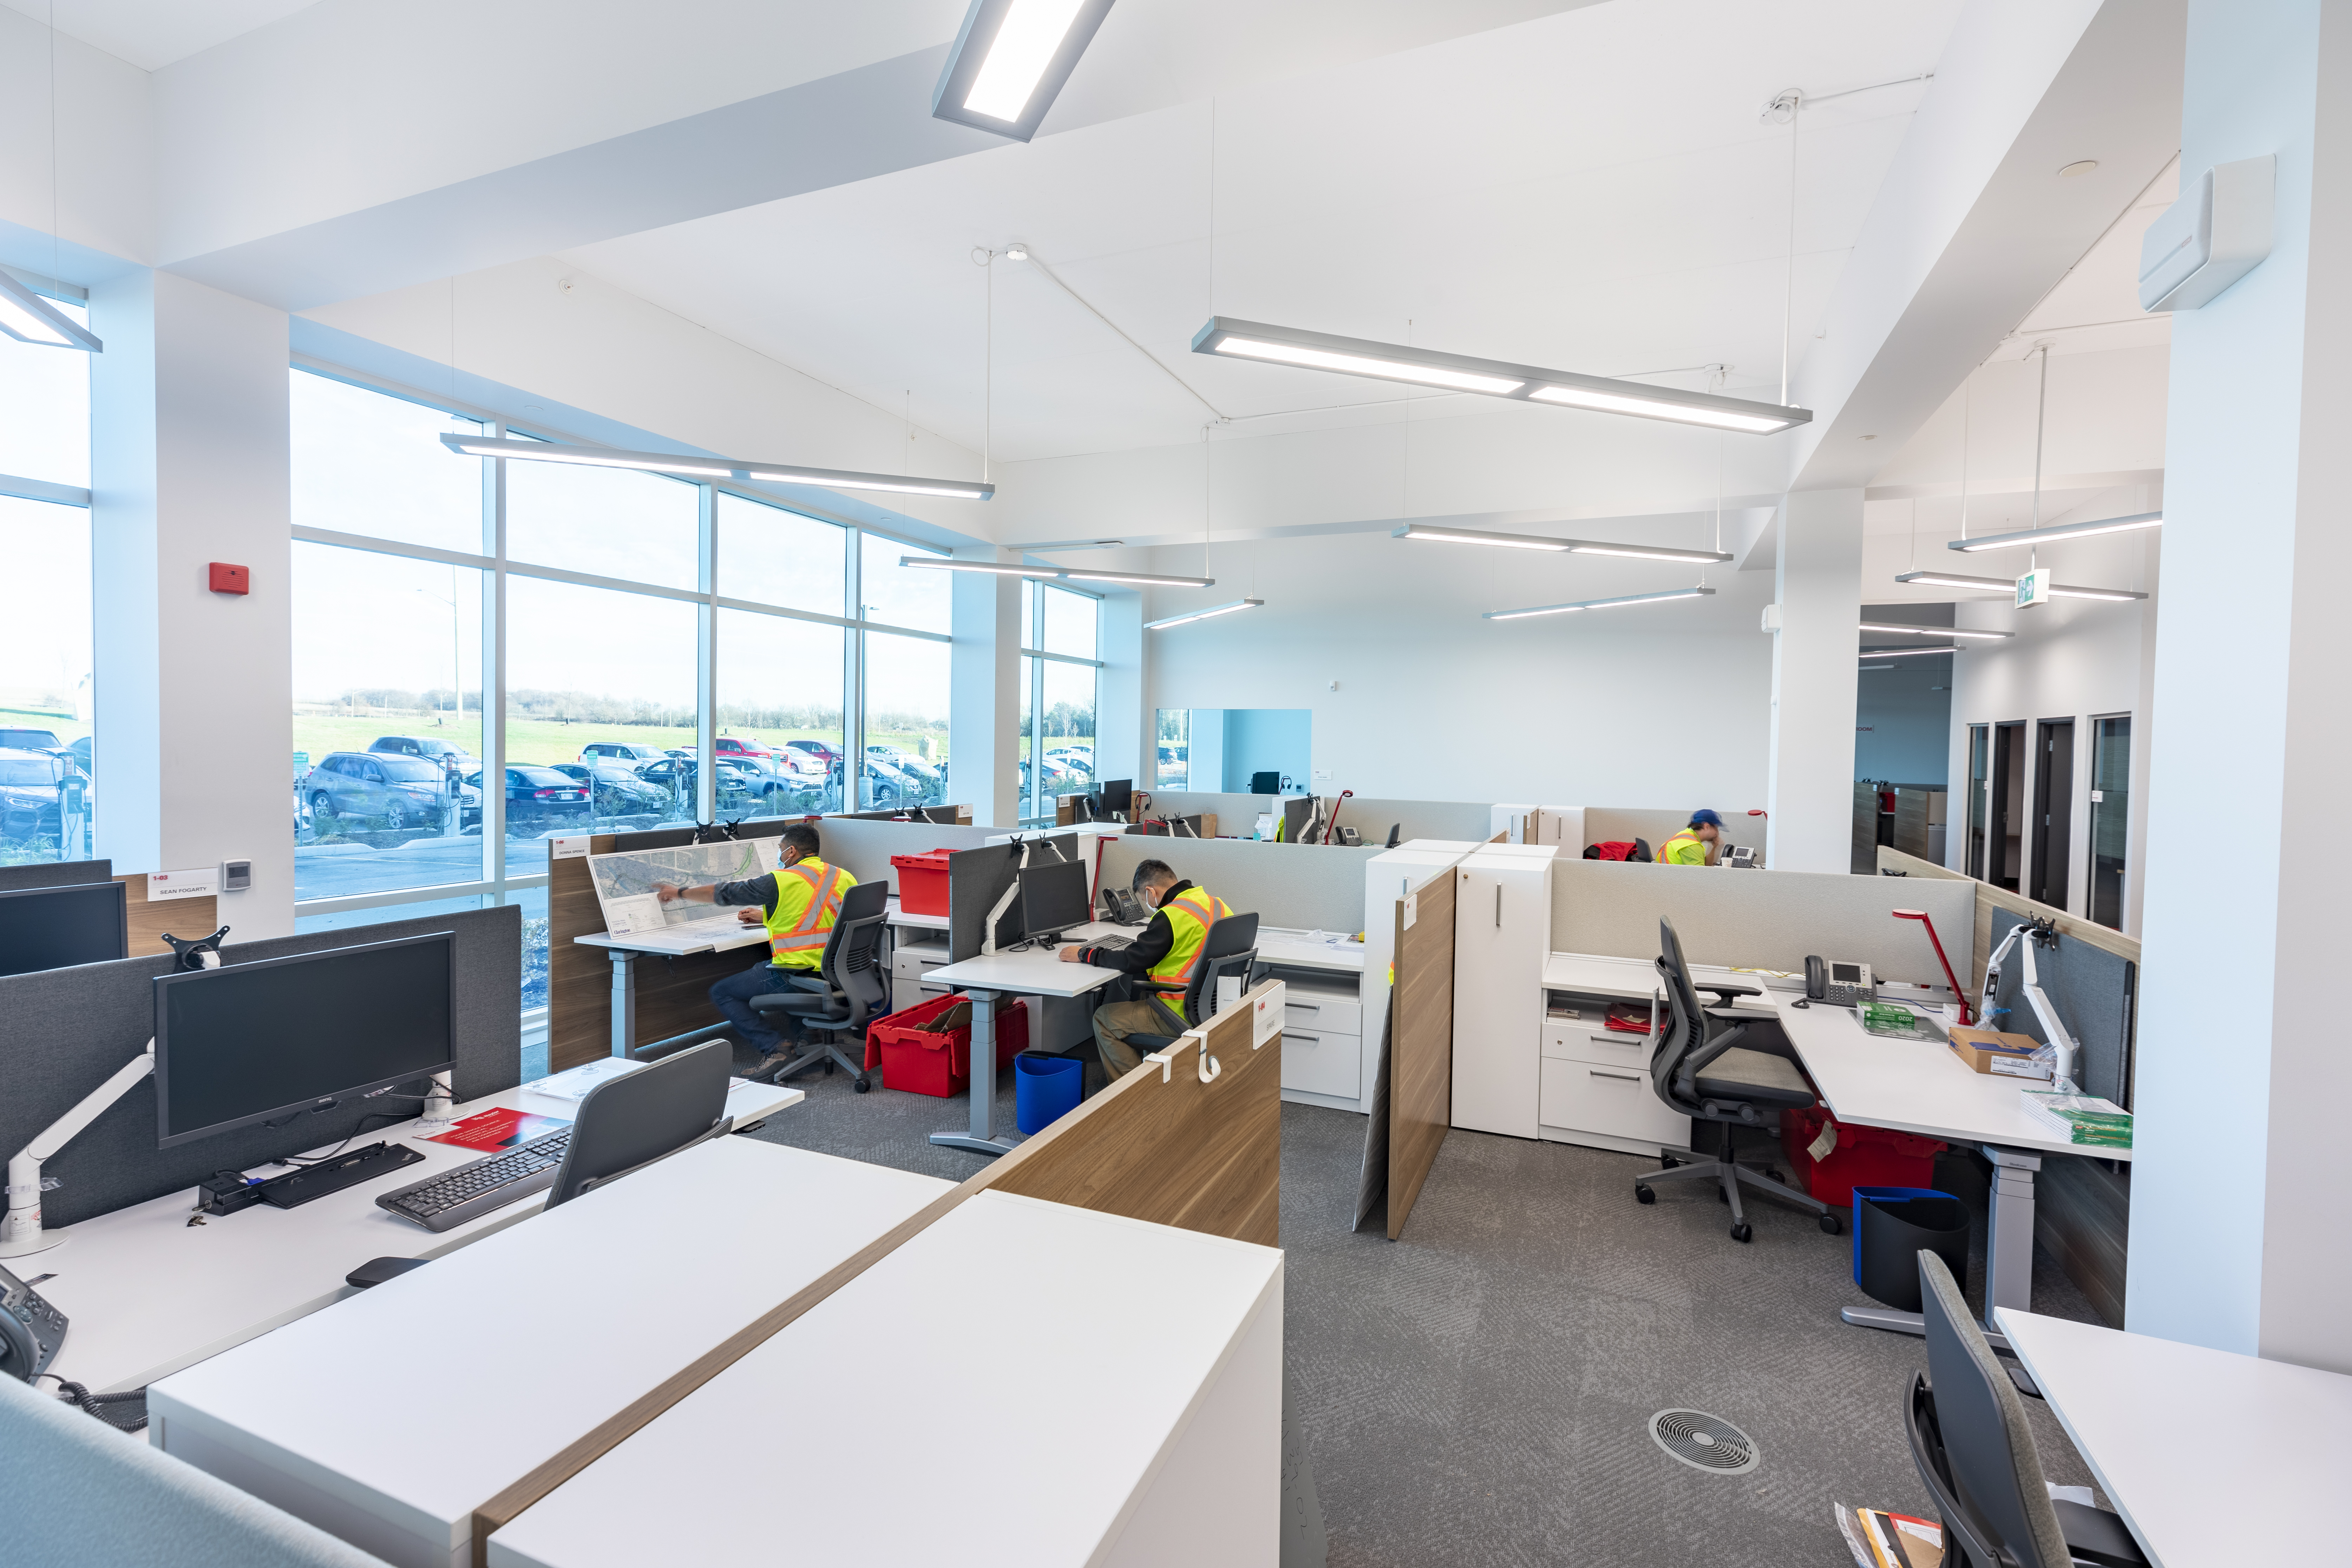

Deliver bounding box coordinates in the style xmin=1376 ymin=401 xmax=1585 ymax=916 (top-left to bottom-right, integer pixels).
xmin=1906 ymin=1253 xmax=2148 ymax=1567
xmin=747 ymin=880 xmax=890 ymax=1091
xmin=1383 ymin=824 xmax=1400 ymax=848
xmin=1636 ymin=916 xmax=1837 ymax=1242
xmin=1123 ymin=912 xmax=1262 ymax=1054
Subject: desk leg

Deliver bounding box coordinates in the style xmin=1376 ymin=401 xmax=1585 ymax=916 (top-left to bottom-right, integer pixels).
xmin=609 ymin=950 xmax=636 ymax=1059
xmin=1840 ymin=1142 xmax=2040 ymax=1343
xmin=930 ymin=986 xmax=1016 ymax=1158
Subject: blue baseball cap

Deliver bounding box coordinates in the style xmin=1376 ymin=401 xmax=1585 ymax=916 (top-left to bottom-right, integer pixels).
xmin=1689 ymin=808 xmax=1724 ymax=828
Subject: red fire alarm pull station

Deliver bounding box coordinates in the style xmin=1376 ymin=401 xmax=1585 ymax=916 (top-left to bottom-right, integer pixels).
xmin=209 ymin=563 xmax=250 ymax=595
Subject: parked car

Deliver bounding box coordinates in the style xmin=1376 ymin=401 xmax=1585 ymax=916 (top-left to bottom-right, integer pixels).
xmin=1018 ymin=756 xmax=1076 ymax=798
xmin=578 ymin=741 xmax=668 ymax=764
xmin=784 ymin=739 xmax=841 ymax=772
xmin=633 ymin=756 xmax=770 ymax=815
xmin=370 ymin=735 xmax=475 ymax=766
xmin=866 ymin=744 xmax=941 ymax=786
xmin=861 ymin=754 xmax=931 ymax=807
xmin=713 ymin=737 xmax=774 ymax=762
xmin=549 ymin=761 xmax=672 ymax=816
xmin=1046 ymin=745 xmax=1093 ymax=770
xmin=306 ymin=750 xmax=456 ymax=831
xmin=0 ymin=747 xmax=68 ymax=844
xmin=461 ymin=765 xmax=591 ymax=827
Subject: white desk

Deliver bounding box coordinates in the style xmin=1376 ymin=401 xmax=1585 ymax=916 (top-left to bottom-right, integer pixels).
xmin=883 ymin=894 xmax=949 ymax=932
xmin=1546 ymin=950 xmax=2130 ymax=1334
xmin=1255 ymin=925 xmax=1366 ymax=975
xmin=486 ymin=1191 xmax=1284 ymax=1568
xmin=574 ymin=924 xmax=767 ymax=1059
xmin=35 ymin=1076 xmax=801 ymax=1395
xmin=921 ymin=923 xmax=1125 ymax=1157
xmin=1996 ymin=1308 xmax=2352 ymax=1568
xmin=150 ymin=1140 xmax=948 ymax=1568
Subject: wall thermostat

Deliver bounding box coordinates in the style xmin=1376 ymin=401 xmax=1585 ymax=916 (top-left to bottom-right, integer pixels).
xmin=222 ymin=860 xmax=253 ymax=892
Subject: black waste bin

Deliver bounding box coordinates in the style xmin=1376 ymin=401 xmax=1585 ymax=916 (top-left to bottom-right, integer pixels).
xmin=1852 ymin=1186 xmax=1970 ymax=1311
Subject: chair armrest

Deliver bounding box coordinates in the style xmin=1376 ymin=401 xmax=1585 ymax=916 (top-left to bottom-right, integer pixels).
xmin=751 ymin=992 xmax=837 ymax=1016
xmin=1697 ymin=982 xmax=1762 ymax=1004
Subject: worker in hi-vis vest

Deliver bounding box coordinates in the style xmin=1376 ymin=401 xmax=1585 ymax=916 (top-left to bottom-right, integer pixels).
xmin=658 ymin=821 xmax=855 ymax=1060
xmin=1060 ymin=857 xmax=1233 ymax=1080
xmin=1657 ymin=809 xmax=1725 ymax=866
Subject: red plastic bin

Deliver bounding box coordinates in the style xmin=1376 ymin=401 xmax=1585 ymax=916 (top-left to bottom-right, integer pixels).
xmin=890 ymin=848 xmax=955 ymax=918
xmin=1781 ymin=1106 xmax=1947 ymax=1208
xmin=864 ymin=992 xmax=1029 ymax=1097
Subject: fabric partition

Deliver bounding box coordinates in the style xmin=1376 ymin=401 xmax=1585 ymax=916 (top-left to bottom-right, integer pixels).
xmin=0 ymin=906 xmax=523 ymax=1229
xmin=1095 ymin=836 xmax=1371 ymax=933
xmin=0 ymin=857 xmax=110 ymax=892
xmin=808 ymin=816 xmax=997 ymax=892
xmin=1579 ymin=808 xmax=1714 ymax=856
xmin=1145 ymin=791 xmax=1496 ymax=846
xmin=1549 ymin=860 xmax=1978 ymax=985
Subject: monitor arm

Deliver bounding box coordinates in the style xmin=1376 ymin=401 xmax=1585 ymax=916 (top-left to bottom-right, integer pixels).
xmin=1981 ymin=919 xmax=2081 ymax=1093
xmin=1 ymin=1042 xmax=155 ymax=1258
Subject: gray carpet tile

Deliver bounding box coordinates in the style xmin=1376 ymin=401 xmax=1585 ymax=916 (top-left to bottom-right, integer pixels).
xmin=741 ymin=1048 xmax=2110 ymax=1567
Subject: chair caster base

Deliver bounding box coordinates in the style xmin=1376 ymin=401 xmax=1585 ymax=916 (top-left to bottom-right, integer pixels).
xmin=1634 ymin=1184 xmax=1655 ymax=1205
xmin=1730 ymin=1223 xmax=1752 ymax=1243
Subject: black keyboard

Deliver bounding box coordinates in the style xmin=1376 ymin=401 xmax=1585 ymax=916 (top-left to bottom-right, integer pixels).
xmin=259 ymin=1141 xmax=424 ymax=1209
xmin=375 ymin=1129 xmax=572 ymax=1233
xmin=1092 ymin=935 xmax=1133 ymax=951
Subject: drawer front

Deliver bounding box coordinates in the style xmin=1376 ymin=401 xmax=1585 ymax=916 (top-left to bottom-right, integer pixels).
xmin=1541 ymin=1023 xmax=1656 ymax=1071
xmin=1281 ymin=993 xmax=1361 ymax=1037
xmin=1279 ymin=1026 xmax=1362 ymax=1098
xmin=1539 ymin=1056 xmax=1687 ymax=1146
xmin=892 ymin=947 xmax=950 ymax=980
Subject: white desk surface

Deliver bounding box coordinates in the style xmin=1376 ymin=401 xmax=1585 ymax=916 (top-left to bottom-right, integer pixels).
xmin=1996 ymin=1308 xmax=2352 ymax=1568
xmin=884 ymin=894 xmax=950 ymax=931
xmin=487 ymin=1190 xmax=1283 ymax=1568
xmin=923 ymin=921 xmax=1128 ymax=997
xmin=573 ymin=922 xmax=766 ymax=957
xmin=1540 ymin=951 xmax=2123 ymax=1159
xmin=37 ymin=1076 xmax=801 ymax=1394
xmin=151 ymin=1141 xmax=949 ymax=1567
xmin=1256 ymin=926 xmax=1366 ymax=974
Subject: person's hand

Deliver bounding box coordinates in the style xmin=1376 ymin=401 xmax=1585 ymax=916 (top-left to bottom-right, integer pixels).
xmin=1058 ymin=945 xmax=1084 ymax=963
xmin=655 ymin=883 xmax=683 ymax=904
xmin=736 ymin=907 xmax=762 ymax=926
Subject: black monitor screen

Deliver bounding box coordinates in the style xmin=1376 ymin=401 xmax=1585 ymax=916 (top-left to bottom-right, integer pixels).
xmin=0 ymin=881 xmax=127 ymax=977
xmin=1018 ymin=859 xmax=1092 ymax=941
xmin=155 ymin=932 xmax=457 ymax=1149
xmin=1099 ymin=778 xmax=1133 ymax=814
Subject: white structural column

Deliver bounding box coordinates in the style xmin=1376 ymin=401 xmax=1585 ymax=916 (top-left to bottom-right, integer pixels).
xmin=1094 ymin=591 xmax=1144 ymax=790
xmin=1764 ymin=488 xmax=1863 ymax=873
xmin=88 ymin=271 xmax=294 ymax=938
xmin=2131 ymin=0 xmax=2352 ymax=1373
xmin=948 ymin=552 xmax=1020 ymax=826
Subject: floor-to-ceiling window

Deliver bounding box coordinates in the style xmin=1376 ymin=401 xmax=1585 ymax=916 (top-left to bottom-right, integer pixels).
xmin=1018 ymin=580 xmax=1101 ymax=824
xmin=0 ymin=285 xmax=94 ymax=865
xmin=287 ymin=363 xmax=958 ymax=1047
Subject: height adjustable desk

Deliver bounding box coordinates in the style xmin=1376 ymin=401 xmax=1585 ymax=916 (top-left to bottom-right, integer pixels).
xmin=919 ymin=923 xmax=1125 ymax=1159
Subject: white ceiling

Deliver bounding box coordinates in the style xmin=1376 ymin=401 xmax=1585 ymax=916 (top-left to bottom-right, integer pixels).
xmin=1 ymin=0 xmax=317 ymax=70
xmin=563 ymin=0 xmax=1964 ymax=464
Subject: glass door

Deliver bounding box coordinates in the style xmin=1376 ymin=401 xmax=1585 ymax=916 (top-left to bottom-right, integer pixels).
xmin=1966 ymin=724 xmax=1989 ymax=879
xmin=2088 ymin=715 xmax=2130 ymax=930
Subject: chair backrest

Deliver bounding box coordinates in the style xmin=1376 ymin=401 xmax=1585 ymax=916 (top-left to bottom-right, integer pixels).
xmin=1918 ymin=1252 xmax=2071 ymax=1568
xmin=1180 ymin=912 xmax=1261 ymax=1026
xmin=545 ymin=1039 xmax=730 ymax=1209
xmin=826 ymin=882 xmax=892 ymax=1029
xmin=1649 ymin=916 xmax=1716 ymax=1111
xmin=813 ymin=878 xmax=888 ymax=982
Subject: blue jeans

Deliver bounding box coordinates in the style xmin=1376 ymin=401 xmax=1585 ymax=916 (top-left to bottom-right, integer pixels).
xmin=709 ymin=960 xmax=818 ymax=1055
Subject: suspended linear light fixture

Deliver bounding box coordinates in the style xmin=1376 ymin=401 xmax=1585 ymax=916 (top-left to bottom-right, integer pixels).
xmin=897 ymin=557 xmax=1215 ymax=589
xmin=0 ymin=270 xmax=99 ymax=352
xmin=1191 ymin=318 xmax=1810 ymax=433
xmin=931 ymin=0 xmax=1116 ymax=142
xmin=1893 ymin=569 xmax=2147 ymax=602
xmin=1060 ymin=568 xmax=1216 ymax=588
xmin=1859 ymin=621 xmax=2013 ymax=640
xmin=1486 ymin=587 xmax=1716 ymax=622
xmin=1391 ymin=522 xmax=1732 ymax=564
xmin=440 ymin=434 xmax=994 ymax=500
xmin=1946 ymin=511 xmax=2163 ymax=551
xmin=1861 ymin=645 xmax=1963 ymax=658
xmin=1146 ymin=597 xmax=1263 ymax=630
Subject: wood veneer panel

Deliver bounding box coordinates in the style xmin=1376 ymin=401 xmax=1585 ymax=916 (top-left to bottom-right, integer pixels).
xmin=114 ymin=874 xmax=216 ymax=958
xmin=1388 ymin=866 xmax=1455 ymax=1241
xmin=545 ymin=836 xmax=616 ymax=1072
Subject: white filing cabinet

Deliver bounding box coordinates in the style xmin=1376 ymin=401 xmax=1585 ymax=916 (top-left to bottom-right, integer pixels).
xmin=890 ymin=937 xmax=953 ymax=1013
xmin=1450 ymin=847 xmax=1553 ymax=1139
xmin=1359 ymin=846 xmax=1475 ymax=1110
xmin=1537 ymin=999 xmax=1691 ymax=1155
xmin=1271 ymin=975 xmax=1362 ymax=1100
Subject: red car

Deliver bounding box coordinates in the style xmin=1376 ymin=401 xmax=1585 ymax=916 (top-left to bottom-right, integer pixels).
xmin=784 ymin=739 xmax=841 ymax=771
xmin=714 ymin=737 xmax=773 ymax=761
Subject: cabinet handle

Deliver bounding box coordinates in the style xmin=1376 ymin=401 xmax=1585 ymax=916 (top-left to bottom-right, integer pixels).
xmin=1587 ymin=1069 xmax=1641 ymax=1082
xmin=1286 ymin=1002 xmax=1322 ymax=1013
xmin=1494 ymin=885 xmax=1501 ymax=926
xmin=1285 ymin=1031 xmax=1322 ymax=1041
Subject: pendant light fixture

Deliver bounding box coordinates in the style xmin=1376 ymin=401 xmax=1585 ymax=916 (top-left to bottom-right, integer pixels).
xmin=1147 ymin=422 xmax=1258 ymax=630
xmin=1485 ymin=586 xmax=1716 ymax=622
xmin=1860 ymin=644 xmax=1963 ymax=658
xmin=900 ymin=557 xmax=1213 ymax=588
xmin=1391 ymin=522 xmax=1731 ymax=564
xmin=1948 ymin=344 xmax=2161 ymax=554
xmin=1859 ymin=621 xmax=2012 ymax=640
xmin=439 ymin=434 xmax=994 ymax=499
xmin=1893 ymin=569 xmax=2146 ymax=602
xmin=931 ymin=0 xmax=1116 ymax=142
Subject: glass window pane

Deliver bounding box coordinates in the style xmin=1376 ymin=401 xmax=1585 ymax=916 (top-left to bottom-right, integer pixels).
xmin=0 ymin=300 xmax=90 ymax=487
xmin=0 ymin=495 xmax=93 ymax=862
xmin=1040 ymin=659 xmax=1096 ymax=798
xmin=718 ymin=608 xmax=844 ymax=818
xmin=1019 ymin=655 xmax=1036 ymax=821
xmin=718 ymin=493 xmax=845 ymax=618
xmin=2089 ymin=716 xmax=2130 ymax=930
xmin=1156 ymin=708 xmax=1190 ymax=788
xmin=290 ymin=370 xmax=483 ymax=553
xmin=863 ymin=633 xmax=949 ymax=809
xmin=507 ymin=887 xmax=550 ymax=1076
xmin=1022 ymin=578 xmax=1036 ymax=641
xmin=859 ymin=534 xmax=950 ymax=634
xmin=507 ymin=462 xmax=698 ymax=591
xmin=290 ymin=542 xmax=484 ymax=900
xmin=1041 ymin=584 xmax=1098 ymax=659
xmin=506 ymin=576 xmax=696 ymax=867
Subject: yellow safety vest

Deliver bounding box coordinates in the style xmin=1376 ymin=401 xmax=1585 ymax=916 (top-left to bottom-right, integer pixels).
xmin=1147 ymin=885 xmax=1233 ymax=993
xmin=1658 ymin=830 xmax=1709 ymax=866
xmin=765 ymin=858 xmax=854 ymax=969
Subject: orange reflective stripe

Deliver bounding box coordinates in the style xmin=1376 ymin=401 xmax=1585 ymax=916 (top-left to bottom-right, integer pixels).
xmin=1147 ymin=887 xmax=1232 ymax=991
xmin=766 ymin=861 xmax=850 ymax=961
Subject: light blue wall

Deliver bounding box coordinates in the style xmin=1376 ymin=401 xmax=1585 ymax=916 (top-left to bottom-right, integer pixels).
xmin=1220 ymin=708 xmax=1311 ymax=792
xmin=1854 ymin=659 xmax=1953 ymax=787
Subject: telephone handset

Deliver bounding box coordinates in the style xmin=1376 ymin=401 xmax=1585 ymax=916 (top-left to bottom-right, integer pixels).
xmin=1102 ymin=887 xmax=1148 ymax=926
xmin=1804 ymin=955 xmax=1874 ymax=1008
xmin=0 ymin=1261 xmax=68 ymax=1383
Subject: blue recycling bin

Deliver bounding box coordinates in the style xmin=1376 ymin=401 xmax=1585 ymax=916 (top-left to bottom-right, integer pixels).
xmin=1015 ymin=1051 xmax=1084 ymax=1135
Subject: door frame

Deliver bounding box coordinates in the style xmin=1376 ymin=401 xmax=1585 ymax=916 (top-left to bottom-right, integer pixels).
xmin=2030 ymin=716 xmax=2078 ymax=913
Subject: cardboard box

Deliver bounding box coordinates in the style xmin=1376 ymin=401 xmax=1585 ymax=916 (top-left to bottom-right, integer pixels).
xmin=1949 ymin=1027 xmax=2051 ymax=1080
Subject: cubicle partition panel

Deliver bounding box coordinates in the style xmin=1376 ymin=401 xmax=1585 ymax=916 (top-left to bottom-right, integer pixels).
xmin=806 ymin=816 xmax=996 ymax=892
xmin=115 ymin=872 xmax=221 ymax=959
xmin=1096 ymin=836 xmax=1372 ymax=933
xmin=944 ymin=836 xmax=1083 ymax=963
xmin=0 ymin=857 xmax=110 ymax=892
xmin=0 ymin=906 xmax=522 ymax=1230
xmin=1387 ymin=865 xmax=1457 ymax=1241
xmin=1146 ymin=791 xmax=1497 ymax=845
xmin=1549 ymin=860 xmax=1978 ymax=985
xmin=1875 ymin=846 xmax=2141 ymax=998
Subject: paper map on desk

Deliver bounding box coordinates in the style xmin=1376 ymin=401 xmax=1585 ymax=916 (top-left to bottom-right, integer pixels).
xmin=587 ymin=837 xmax=781 ymax=938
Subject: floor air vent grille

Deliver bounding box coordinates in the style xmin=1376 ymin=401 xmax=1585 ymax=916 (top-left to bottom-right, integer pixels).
xmin=1646 ymin=1409 xmax=1760 ymax=1474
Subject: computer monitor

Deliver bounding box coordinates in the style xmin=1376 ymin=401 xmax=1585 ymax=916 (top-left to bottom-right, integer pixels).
xmin=154 ymin=932 xmax=457 ymax=1149
xmin=1099 ymin=778 xmax=1133 ymax=817
xmin=0 ymin=880 xmax=128 ymax=978
xmin=1017 ymin=858 xmax=1092 ymax=945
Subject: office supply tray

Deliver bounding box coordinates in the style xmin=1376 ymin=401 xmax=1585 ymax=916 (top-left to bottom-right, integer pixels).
xmin=1853 ymin=1003 xmax=1950 ymax=1044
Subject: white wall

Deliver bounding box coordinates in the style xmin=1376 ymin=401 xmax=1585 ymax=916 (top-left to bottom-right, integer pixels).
xmin=0 ymin=8 xmax=155 ymax=275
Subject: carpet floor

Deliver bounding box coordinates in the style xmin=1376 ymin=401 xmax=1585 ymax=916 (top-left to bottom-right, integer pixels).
xmin=736 ymin=1043 xmax=2108 ymax=1567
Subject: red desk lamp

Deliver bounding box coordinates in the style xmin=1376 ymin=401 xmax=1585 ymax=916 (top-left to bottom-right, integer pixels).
xmin=1893 ymin=908 xmax=1972 ymax=1025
